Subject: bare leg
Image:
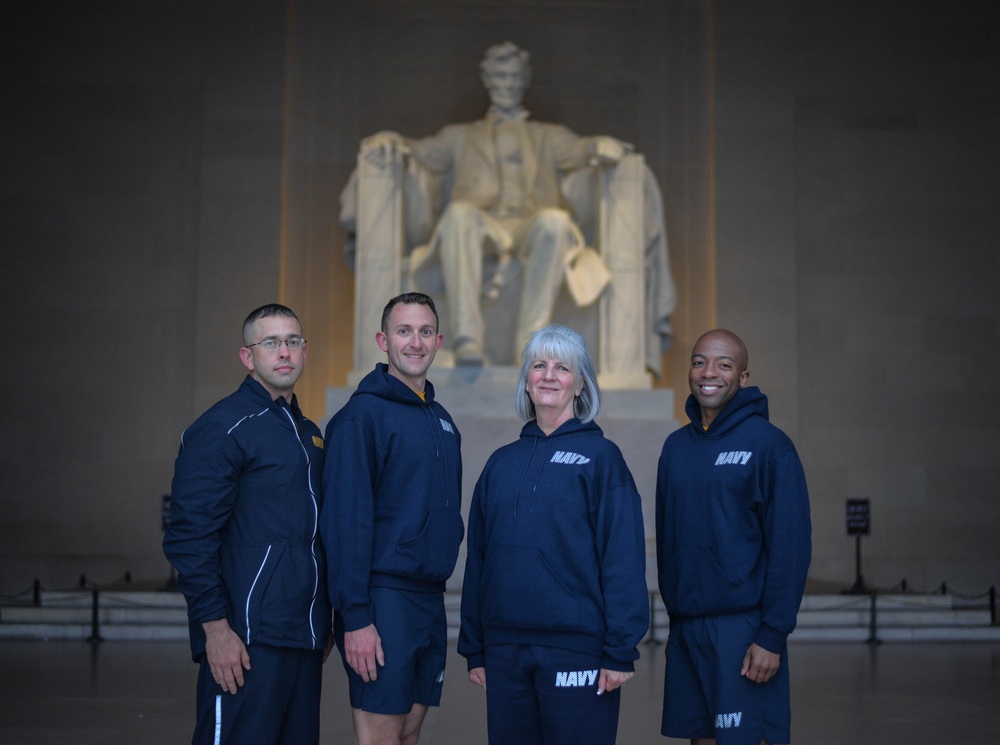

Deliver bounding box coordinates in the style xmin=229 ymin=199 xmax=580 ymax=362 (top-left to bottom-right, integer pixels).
xmin=352 ymin=704 xmax=429 ymax=745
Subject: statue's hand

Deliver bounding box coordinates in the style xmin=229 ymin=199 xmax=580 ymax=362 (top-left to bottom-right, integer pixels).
xmin=360 ymin=131 xmax=410 ymax=168
xmin=482 ymin=252 xmax=513 ymax=304
xmin=589 ymin=136 xmax=634 ymax=166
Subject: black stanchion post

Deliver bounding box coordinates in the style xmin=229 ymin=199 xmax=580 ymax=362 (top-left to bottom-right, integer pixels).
xmin=865 ymin=592 xmax=881 ymax=645
xmin=87 ymin=589 xmax=103 ymax=644
xmin=843 ymin=498 xmax=871 ymax=594
xmin=854 ymin=535 xmax=863 ymax=587
xmin=33 ymin=579 xmax=41 ymax=606
xmin=990 ymin=586 xmax=996 ymax=626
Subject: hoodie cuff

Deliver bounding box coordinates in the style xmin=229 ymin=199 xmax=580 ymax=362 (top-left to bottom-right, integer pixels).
xmin=340 ymin=604 xmax=373 ymax=632
xmin=465 ymin=653 xmax=485 ymax=671
xmin=601 ymin=656 xmax=635 ymax=673
xmin=753 ymin=623 xmax=788 ymax=654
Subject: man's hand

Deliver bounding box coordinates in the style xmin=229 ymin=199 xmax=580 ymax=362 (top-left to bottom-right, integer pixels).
xmin=597 ymin=668 xmax=633 ymax=695
xmin=202 ymin=619 xmax=251 ymax=694
xmin=469 ymin=667 xmax=487 ymax=689
xmin=344 ymin=624 xmax=385 ymax=682
xmin=740 ymin=642 xmax=781 ymax=683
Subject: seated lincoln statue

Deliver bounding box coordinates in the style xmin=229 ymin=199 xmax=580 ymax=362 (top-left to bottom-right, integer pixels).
xmin=340 ymin=41 xmax=676 ymax=379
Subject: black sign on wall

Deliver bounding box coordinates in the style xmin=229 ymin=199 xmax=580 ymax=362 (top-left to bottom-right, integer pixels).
xmin=846 ymin=498 xmax=871 ymax=536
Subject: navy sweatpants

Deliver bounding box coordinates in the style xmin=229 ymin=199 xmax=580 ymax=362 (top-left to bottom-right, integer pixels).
xmin=192 ymin=644 xmax=323 ymax=745
xmin=484 ymin=644 xmax=622 ymax=745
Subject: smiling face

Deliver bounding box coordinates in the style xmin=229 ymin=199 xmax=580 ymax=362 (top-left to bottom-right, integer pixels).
xmin=688 ymin=330 xmax=749 ymax=427
xmin=239 ymin=314 xmax=306 ymax=402
xmin=526 ymin=356 xmax=583 ymax=433
xmin=376 ymin=302 xmax=443 ymax=393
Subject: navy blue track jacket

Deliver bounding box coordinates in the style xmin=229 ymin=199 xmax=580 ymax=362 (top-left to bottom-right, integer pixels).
xmin=459 ymin=418 xmax=648 ymax=672
xmin=163 ymin=375 xmax=330 ymax=660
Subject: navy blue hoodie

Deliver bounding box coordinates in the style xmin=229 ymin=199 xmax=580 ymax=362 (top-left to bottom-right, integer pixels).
xmin=459 ymin=418 xmax=648 ymax=672
xmin=164 ymin=375 xmax=330 ymax=661
xmin=655 ymin=386 xmax=811 ymax=653
xmin=321 ymin=364 xmax=464 ymax=632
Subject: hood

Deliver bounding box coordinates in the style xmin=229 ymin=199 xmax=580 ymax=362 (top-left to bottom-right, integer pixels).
xmin=518 ymin=417 xmax=603 ymax=441
xmin=351 ymin=363 xmax=437 ymax=406
xmin=508 ymin=417 xmax=603 ymax=516
xmin=684 ymin=385 xmax=769 ymax=437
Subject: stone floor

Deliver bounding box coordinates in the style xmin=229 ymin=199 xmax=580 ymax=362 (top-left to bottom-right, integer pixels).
xmin=1 ymin=638 xmax=999 ymax=744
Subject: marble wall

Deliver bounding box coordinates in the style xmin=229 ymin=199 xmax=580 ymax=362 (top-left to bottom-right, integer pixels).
xmin=0 ymin=0 xmax=996 ymax=594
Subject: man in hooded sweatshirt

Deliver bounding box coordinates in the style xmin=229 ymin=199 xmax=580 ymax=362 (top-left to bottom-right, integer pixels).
xmin=321 ymin=292 xmax=464 ymax=745
xmin=655 ymin=329 xmax=811 ymax=745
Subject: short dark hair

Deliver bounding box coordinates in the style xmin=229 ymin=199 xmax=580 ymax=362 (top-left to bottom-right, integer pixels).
xmin=694 ymin=328 xmax=749 ymax=372
xmin=242 ymin=304 xmax=300 ymax=346
xmin=380 ymin=292 xmax=439 ymax=333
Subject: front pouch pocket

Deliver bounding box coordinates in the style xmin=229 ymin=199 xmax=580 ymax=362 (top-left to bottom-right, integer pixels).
xmin=662 ymin=546 xmax=747 ymax=615
xmin=481 ymin=545 xmax=582 ymax=631
xmin=394 ymin=509 xmax=465 ymax=581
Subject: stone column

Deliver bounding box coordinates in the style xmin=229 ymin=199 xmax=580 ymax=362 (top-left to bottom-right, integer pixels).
xmin=352 ymin=147 xmax=404 ymax=374
xmin=598 ymin=153 xmax=650 ymax=389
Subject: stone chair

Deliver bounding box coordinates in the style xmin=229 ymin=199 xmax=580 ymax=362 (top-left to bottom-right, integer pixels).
xmin=340 ymin=145 xmax=674 ymax=389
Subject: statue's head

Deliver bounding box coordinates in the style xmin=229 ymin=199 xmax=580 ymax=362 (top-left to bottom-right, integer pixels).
xmin=480 ymin=41 xmax=532 ymax=112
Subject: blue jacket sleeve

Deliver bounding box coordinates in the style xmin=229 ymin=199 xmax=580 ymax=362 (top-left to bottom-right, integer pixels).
xmin=321 ymin=415 xmax=380 ymax=631
xmin=756 ymin=448 xmax=812 ymax=653
xmin=595 ymin=461 xmax=649 ymax=671
xmin=162 ymin=423 xmax=241 ymax=625
xmin=457 ymin=467 xmax=488 ymax=670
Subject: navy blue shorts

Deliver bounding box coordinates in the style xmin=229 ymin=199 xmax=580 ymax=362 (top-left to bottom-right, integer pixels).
xmin=484 ymin=644 xmax=621 ymax=745
xmin=661 ymin=612 xmax=791 ymax=744
xmin=192 ymin=644 xmax=323 ymax=745
xmin=334 ymin=587 xmax=447 ymax=715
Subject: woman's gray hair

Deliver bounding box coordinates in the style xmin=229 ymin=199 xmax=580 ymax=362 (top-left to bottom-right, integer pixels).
xmin=514 ymin=325 xmax=601 ymax=423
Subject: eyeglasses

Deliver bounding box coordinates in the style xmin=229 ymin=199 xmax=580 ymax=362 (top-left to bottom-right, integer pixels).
xmin=246 ymin=337 xmax=306 ymax=352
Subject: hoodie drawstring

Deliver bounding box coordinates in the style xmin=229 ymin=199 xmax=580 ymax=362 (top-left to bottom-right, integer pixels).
xmin=532 ymin=438 xmax=553 ymax=494
xmin=512 ymin=436 xmax=556 ymax=516
xmin=420 ymin=404 xmax=441 ymax=458
xmin=512 ymin=437 xmax=538 ymax=518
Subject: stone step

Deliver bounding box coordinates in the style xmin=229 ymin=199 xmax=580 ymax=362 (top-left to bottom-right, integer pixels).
xmin=0 ymin=622 xmax=190 ymax=642
xmin=795 ymin=594 xmax=993 ymax=628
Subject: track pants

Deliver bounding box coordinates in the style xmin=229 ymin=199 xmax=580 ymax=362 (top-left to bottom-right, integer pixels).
xmin=484 ymin=643 xmax=622 ymax=745
xmin=192 ymin=644 xmax=323 ymax=745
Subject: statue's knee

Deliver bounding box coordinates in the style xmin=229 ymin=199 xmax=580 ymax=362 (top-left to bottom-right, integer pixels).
xmin=438 ymin=200 xmax=480 ymax=226
xmin=523 ymin=209 xmax=576 ymax=262
xmin=533 ymin=208 xmax=574 ymax=234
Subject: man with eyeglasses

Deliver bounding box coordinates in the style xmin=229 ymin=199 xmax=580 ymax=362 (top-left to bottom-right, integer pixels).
xmin=164 ymin=303 xmax=332 ymax=745
xmin=321 ymin=292 xmax=464 ymax=745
